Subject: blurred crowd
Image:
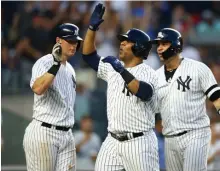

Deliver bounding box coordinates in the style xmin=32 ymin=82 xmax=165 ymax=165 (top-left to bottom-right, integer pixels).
xmin=2 ymin=1 xmax=220 ymax=88
xmin=2 ymin=1 xmax=220 ymax=170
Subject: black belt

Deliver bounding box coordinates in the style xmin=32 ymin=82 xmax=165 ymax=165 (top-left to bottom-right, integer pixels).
xmin=41 ymin=122 xmax=70 ymax=131
xmin=164 ymin=131 xmax=188 ymax=138
xmin=110 ymin=132 xmax=144 ymax=141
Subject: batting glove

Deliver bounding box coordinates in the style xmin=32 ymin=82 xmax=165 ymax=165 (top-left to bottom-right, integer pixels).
xmin=102 ymin=56 xmax=125 ymax=73
xmin=52 ymin=43 xmax=62 ymax=64
xmin=89 ymin=3 xmax=105 ymax=31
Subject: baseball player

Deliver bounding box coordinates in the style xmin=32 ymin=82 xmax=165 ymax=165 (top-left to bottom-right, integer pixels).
xmin=151 ymin=28 xmax=220 ymax=171
xmin=82 ymin=3 xmax=159 ymax=171
xmin=23 ymin=23 xmax=83 ymax=171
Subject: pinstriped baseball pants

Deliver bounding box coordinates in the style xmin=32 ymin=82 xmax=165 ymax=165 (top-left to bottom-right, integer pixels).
xmin=95 ymin=129 xmax=159 ymax=171
xmin=165 ymin=127 xmax=211 ymax=171
xmin=23 ymin=120 xmax=76 ymax=171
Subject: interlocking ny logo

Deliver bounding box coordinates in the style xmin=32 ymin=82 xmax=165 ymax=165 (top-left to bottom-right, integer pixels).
xmin=177 ymin=76 xmax=192 ymax=92
xmin=122 ymin=82 xmax=131 ymax=96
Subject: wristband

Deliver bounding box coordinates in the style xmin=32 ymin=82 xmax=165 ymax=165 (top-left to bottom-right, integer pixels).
xmin=47 ymin=63 xmax=61 ymax=76
xmin=89 ymin=25 xmax=97 ymax=31
xmin=120 ymin=69 xmax=135 ymax=85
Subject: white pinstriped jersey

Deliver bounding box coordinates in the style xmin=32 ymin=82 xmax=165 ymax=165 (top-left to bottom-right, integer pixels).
xmin=156 ymin=58 xmax=219 ymax=135
xmin=30 ymin=54 xmax=76 ymax=127
xmin=97 ymin=57 xmax=158 ymax=133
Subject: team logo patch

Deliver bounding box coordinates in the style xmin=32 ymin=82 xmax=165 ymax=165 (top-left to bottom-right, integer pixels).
xmin=177 ymin=76 xmax=192 ymax=92
xmin=74 ymin=29 xmax=79 ymax=36
xmin=157 ymin=32 xmax=164 ymax=38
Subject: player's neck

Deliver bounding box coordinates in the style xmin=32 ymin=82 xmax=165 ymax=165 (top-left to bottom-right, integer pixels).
xmin=124 ymin=58 xmax=143 ymax=68
xmin=61 ymin=55 xmax=67 ymax=65
xmin=61 ymin=61 xmax=66 ymax=65
xmin=164 ymin=55 xmax=181 ymax=71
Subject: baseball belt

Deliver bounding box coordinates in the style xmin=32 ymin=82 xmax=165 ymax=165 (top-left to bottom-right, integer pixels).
xmin=109 ymin=132 xmax=144 ymax=141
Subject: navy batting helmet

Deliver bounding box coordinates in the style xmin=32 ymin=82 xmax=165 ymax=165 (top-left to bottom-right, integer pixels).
xmin=56 ymin=23 xmax=83 ymax=51
xmin=117 ymin=28 xmax=152 ymax=59
xmin=152 ymin=28 xmax=183 ymax=59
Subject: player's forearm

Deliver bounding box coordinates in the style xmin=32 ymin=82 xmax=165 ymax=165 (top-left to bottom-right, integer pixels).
xmin=128 ymin=79 xmax=153 ymax=101
xmin=127 ymin=79 xmax=139 ymax=94
xmin=32 ymin=73 xmax=55 ymax=95
xmin=121 ymin=69 xmax=153 ymax=101
xmin=207 ymin=153 xmax=216 ymax=164
xmin=82 ymin=29 xmax=97 ymax=55
xmin=213 ymin=98 xmax=220 ymax=114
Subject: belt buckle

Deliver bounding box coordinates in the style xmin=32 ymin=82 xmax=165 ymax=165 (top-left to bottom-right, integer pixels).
xmin=127 ymin=133 xmax=134 ymax=139
xmin=116 ymin=134 xmax=124 ymax=140
xmin=51 ymin=125 xmax=57 ymax=130
xmin=111 ymin=133 xmax=125 ymax=141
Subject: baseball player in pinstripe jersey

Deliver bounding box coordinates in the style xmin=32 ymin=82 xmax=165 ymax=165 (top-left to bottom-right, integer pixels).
xmin=151 ymin=28 xmax=220 ymax=171
xmin=23 ymin=23 xmax=83 ymax=171
xmin=82 ymin=3 xmax=159 ymax=171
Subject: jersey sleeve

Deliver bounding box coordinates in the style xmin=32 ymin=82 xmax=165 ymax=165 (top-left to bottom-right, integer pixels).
xmin=30 ymin=58 xmax=51 ymax=88
xmin=97 ymin=56 xmax=112 ymax=82
xmin=198 ymin=62 xmax=219 ymax=99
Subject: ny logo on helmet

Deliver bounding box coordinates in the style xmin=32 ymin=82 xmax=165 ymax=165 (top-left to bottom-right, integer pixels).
xmin=158 ymin=32 xmax=164 ymax=38
xmin=177 ymin=76 xmax=192 ymax=92
xmin=74 ymin=29 xmax=79 ymax=36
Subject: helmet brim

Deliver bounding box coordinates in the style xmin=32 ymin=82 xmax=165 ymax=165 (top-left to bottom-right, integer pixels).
xmin=151 ymin=38 xmax=161 ymax=44
xmin=117 ymin=34 xmax=129 ymax=42
xmin=62 ymin=35 xmax=83 ymax=42
xmin=151 ymin=38 xmax=171 ymax=44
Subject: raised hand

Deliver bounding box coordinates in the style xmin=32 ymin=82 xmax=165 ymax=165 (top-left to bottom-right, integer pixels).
xmin=102 ymin=56 xmax=125 ymax=73
xmin=89 ymin=3 xmax=105 ymax=31
xmin=52 ymin=43 xmax=62 ymax=64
